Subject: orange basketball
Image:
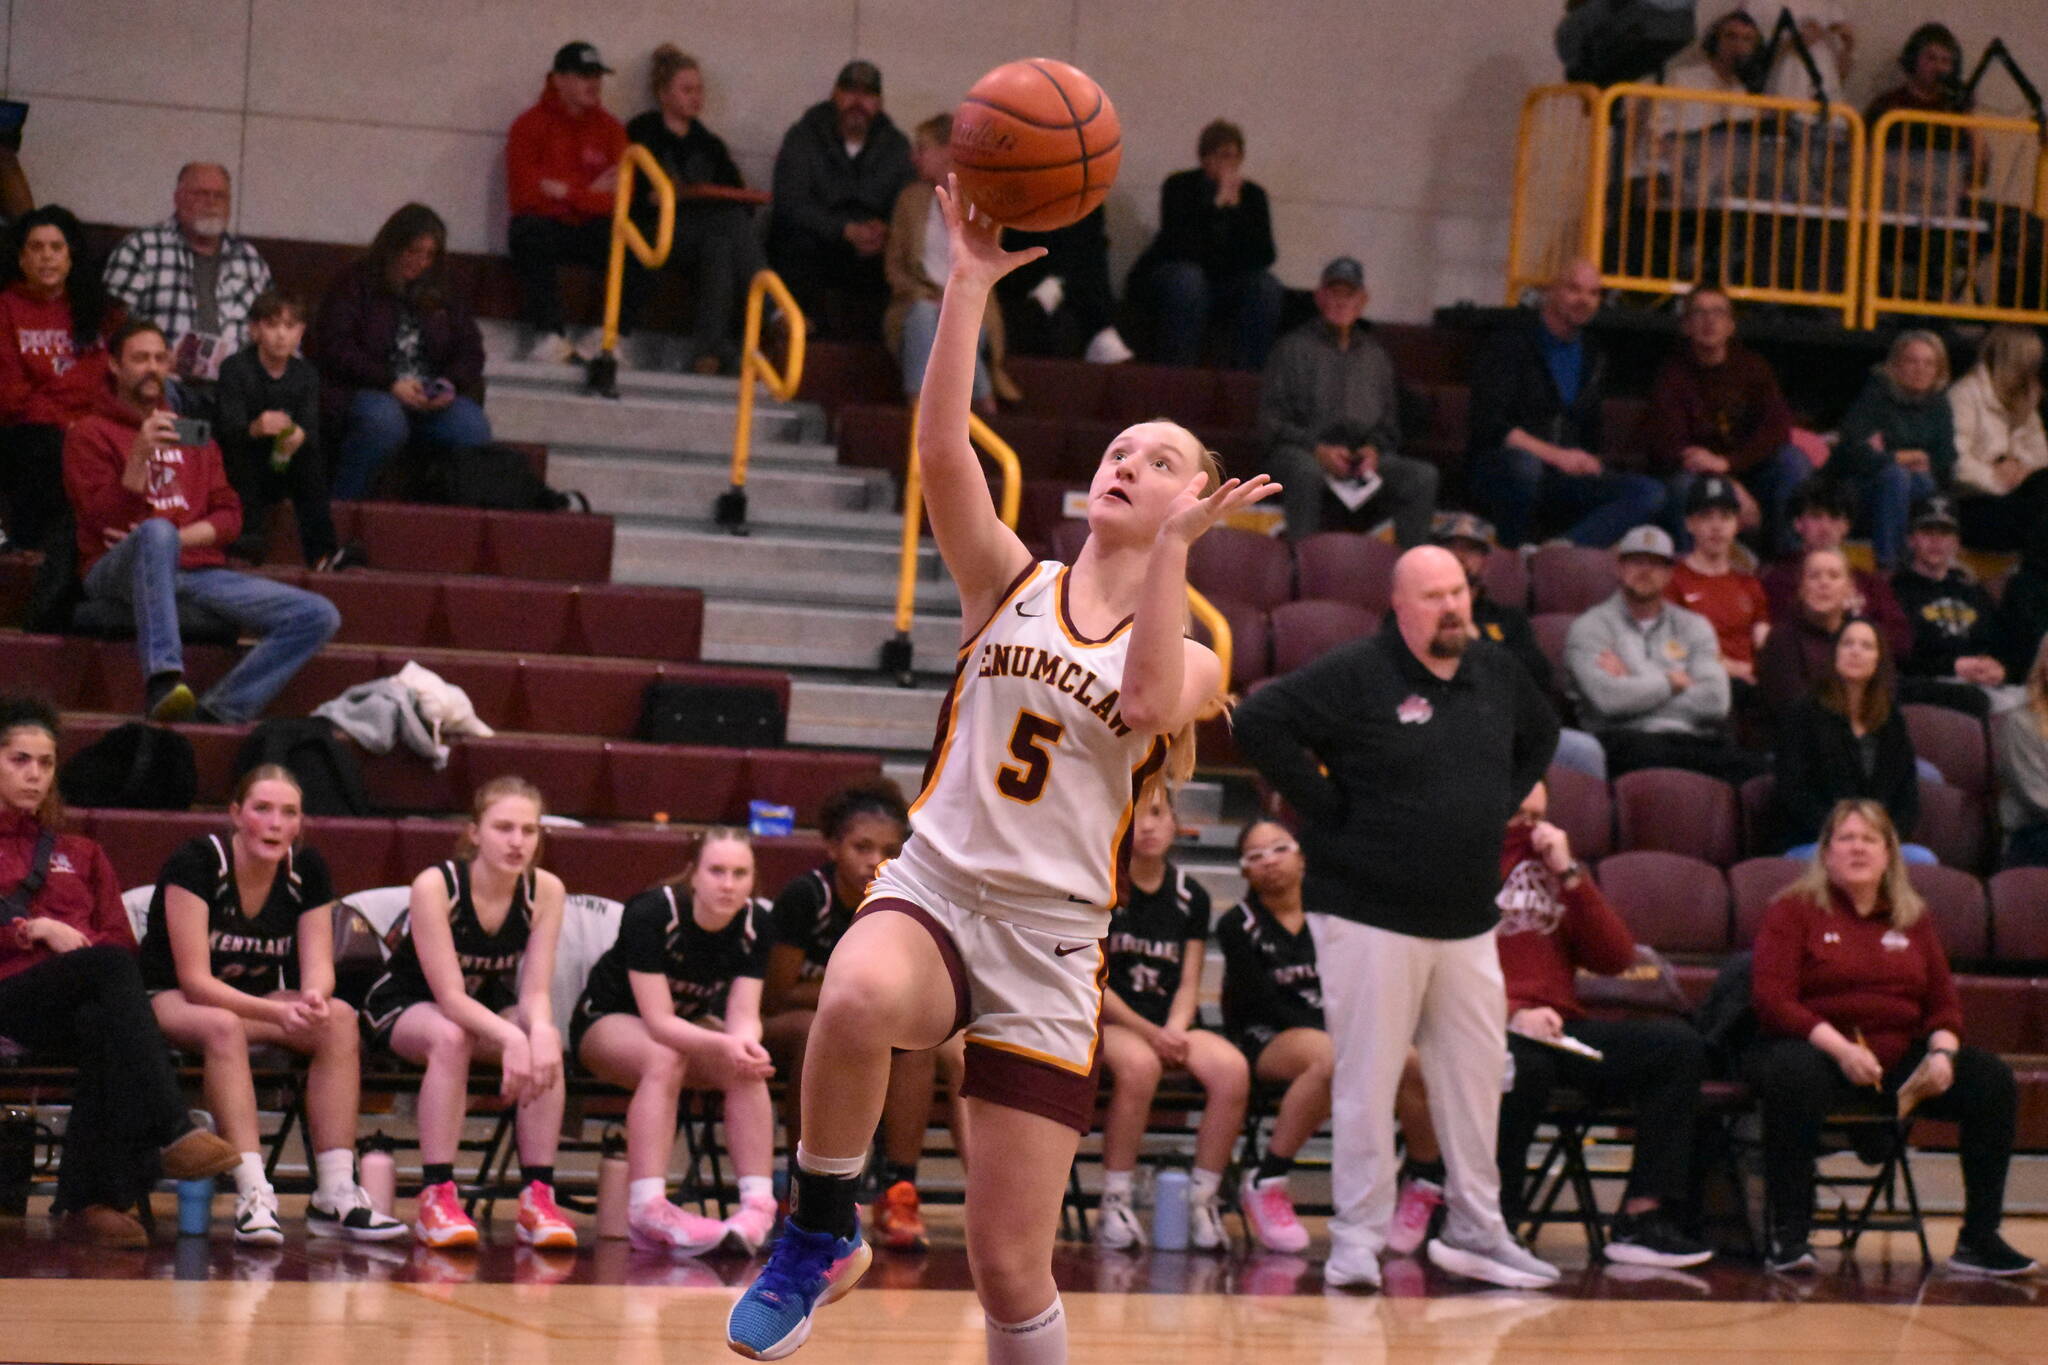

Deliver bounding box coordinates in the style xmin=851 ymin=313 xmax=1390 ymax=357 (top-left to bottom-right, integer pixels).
xmin=950 ymin=58 xmax=1121 ymax=232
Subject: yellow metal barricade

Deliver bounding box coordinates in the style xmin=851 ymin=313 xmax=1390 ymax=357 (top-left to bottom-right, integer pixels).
xmin=882 ymin=405 xmax=1022 ymax=681
xmin=1505 ymin=84 xmax=1601 ymax=304
xmin=1589 ymin=83 xmax=1866 ymax=324
xmin=1184 ymin=587 xmax=1233 ymax=698
xmin=1862 ymin=108 xmax=2048 ymax=327
xmin=714 ymin=270 xmax=808 ymax=532
xmin=589 ymin=145 xmax=674 ymax=396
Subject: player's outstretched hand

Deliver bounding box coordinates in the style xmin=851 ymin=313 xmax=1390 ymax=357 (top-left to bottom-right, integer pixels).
xmin=1161 ymin=472 xmax=1281 ymax=546
xmin=937 ymin=173 xmax=1047 ymax=290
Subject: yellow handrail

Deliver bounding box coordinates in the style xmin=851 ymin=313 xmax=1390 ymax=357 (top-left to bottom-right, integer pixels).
xmin=1184 ymin=586 xmax=1232 ymax=695
xmin=596 ymin=145 xmax=675 ymax=362
xmin=714 ymin=269 xmax=808 ymax=531
xmin=1504 ymin=84 xmax=1601 ymax=304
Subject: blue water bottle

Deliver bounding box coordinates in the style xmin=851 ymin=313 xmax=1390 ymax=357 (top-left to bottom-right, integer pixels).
xmin=176 ymin=1176 xmax=214 ymax=1237
xmin=1151 ymin=1168 xmax=1190 ymax=1251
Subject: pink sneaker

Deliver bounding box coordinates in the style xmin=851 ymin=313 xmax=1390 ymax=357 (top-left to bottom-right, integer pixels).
xmin=516 ymin=1181 xmax=578 ymax=1250
xmin=1238 ymin=1173 xmax=1309 ymax=1254
xmin=1385 ymin=1177 xmax=1444 ymax=1256
xmin=721 ymin=1192 xmax=779 ymax=1255
xmin=628 ymin=1196 xmax=727 ymax=1255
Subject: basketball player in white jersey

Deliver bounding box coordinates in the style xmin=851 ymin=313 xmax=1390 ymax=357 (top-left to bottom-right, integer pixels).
xmin=727 ymin=178 xmax=1276 ymax=1363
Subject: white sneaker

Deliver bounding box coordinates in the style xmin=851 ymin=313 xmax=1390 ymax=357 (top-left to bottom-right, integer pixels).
xmin=1426 ymin=1234 xmax=1560 ymax=1289
xmin=1095 ymin=1190 xmax=1146 ymax=1250
xmin=234 ymin=1187 xmax=284 ymax=1246
xmin=307 ymin=1184 xmax=409 ymax=1242
xmin=1323 ymin=1251 xmax=1383 ymax=1291
xmin=528 ymin=333 xmax=577 ymax=365
xmin=1189 ymin=1191 xmax=1230 ymax=1252
xmin=1085 ymin=327 xmax=1135 ymax=364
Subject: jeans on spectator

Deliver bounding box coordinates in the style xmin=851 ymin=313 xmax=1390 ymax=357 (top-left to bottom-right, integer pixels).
xmin=1666 ymin=443 xmax=1811 ymax=554
xmin=1744 ymin=1035 xmax=2016 ymax=1246
xmin=1267 ymin=443 xmax=1440 ymax=546
xmin=222 ymin=435 xmax=339 ymax=565
xmin=333 ymin=390 xmax=494 ymax=501
xmin=1472 ymin=444 xmax=1667 ymax=549
xmin=1498 ymin=1016 xmax=1705 ymax=1222
xmin=1552 ymin=727 xmax=1609 ymax=780
xmin=1848 ymin=461 xmax=1936 ymax=571
xmin=1150 ymin=262 xmax=1283 ymax=369
xmin=898 ymin=298 xmax=991 ymax=402
xmin=509 ymin=214 xmax=642 ymax=337
xmin=0 ymin=945 xmax=192 ymax=1212
xmin=1783 ymin=840 xmax=1937 ymax=865
xmin=82 ymin=518 xmax=340 ymax=721
xmin=628 ymin=202 xmax=765 ymax=367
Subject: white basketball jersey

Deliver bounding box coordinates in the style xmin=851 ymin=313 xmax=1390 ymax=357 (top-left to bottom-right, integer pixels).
xmin=895 ymin=561 xmax=1168 ymax=935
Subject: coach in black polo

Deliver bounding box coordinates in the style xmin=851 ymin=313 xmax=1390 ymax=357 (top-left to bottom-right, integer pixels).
xmin=1236 ymin=545 xmax=1558 ymax=1291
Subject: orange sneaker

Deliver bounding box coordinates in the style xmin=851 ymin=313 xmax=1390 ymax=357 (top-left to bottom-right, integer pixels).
xmin=414 ymin=1180 xmax=479 ymax=1249
xmin=517 ymin=1180 xmax=578 ymax=1250
xmin=871 ymin=1180 xmax=928 ymax=1253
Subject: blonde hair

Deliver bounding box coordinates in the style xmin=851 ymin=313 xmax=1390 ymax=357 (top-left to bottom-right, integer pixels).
xmin=453 ymin=775 xmax=546 ymax=862
xmin=1784 ymin=799 xmax=1926 ymax=929
xmin=1980 ymin=325 xmax=2044 ymax=420
xmin=661 ymin=825 xmax=754 ymax=892
xmin=649 ymin=44 xmax=699 ymax=102
xmin=231 ymin=763 xmax=300 ymax=808
xmin=1886 ymin=329 xmax=1951 ymax=393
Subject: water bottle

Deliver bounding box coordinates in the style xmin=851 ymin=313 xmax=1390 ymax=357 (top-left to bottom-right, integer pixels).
xmin=1151 ymin=1168 xmax=1191 ymax=1251
xmin=176 ymin=1176 xmax=214 ymax=1236
xmin=270 ymin=424 xmax=296 ymax=472
xmin=358 ymin=1132 xmax=397 ymax=1216
xmin=597 ymin=1128 xmax=630 ymax=1240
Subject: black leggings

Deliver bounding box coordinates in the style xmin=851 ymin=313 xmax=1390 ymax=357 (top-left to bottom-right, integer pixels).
xmin=1498 ymin=1015 xmax=1706 ymax=1221
xmin=0 ymin=945 xmax=190 ymax=1211
xmin=1744 ymin=1035 xmax=2016 ymax=1243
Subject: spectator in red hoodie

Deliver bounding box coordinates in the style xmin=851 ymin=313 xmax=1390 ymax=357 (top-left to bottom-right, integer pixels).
xmin=0 ymin=696 xmax=239 ymax=1246
xmin=0 ymin=206 xmax=112 ymax=561
xmin=506 ymin=42 xmax=639 ymax=364
xmin=1747 ymin=799 xmax=2033 ymax=1277
xmin=62 ymin=320 xmax=339 ymax=724
xmin=1492 ymin=780 xmax=1711 ymax=1268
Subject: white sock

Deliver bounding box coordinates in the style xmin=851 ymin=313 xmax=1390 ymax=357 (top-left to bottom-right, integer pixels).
xmin=1189 ymin=1168 xmax=1222 ymax=1203
xmin=232 ymin=1152 xmax=270 ymax=1199
xmin=986 ymin=1297 xmax=1067 ymax=1365
xmin=738 ymin=1175 xmax=774 ymax=1205
xmin=795 ymin=1143 xmax=866 ymax=1178
xmin=1101 ymin=1169 xmax=1135 ymax=1200
xmin=629 ymin=1177 xmax=667 ymax=1211
xmin=313 ymin=1148 xmax=356 ymax=1203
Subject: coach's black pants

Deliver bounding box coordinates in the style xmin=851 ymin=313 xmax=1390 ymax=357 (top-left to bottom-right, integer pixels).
xmin=1498 ymin=1015 xmax=1706 ymax=1222
xmin=0 ymin=946 xmax=190 ymax=1211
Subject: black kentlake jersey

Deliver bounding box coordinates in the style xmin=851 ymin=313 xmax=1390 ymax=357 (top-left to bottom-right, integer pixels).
xmin=372 ymin=860 xmax=533 ymax=1007
xmin=577 ymin=886 xmax=774 ymax=1025
xmin=771 ymin=866 xmax=855 ymax=983
xmin=1106 ymin=865 xmax=1212 ymax=1027
xmin=140 ymin=835 xmax=332 ymax=993
xmin=1215 ymin=892 xmax=1324 ymax=1045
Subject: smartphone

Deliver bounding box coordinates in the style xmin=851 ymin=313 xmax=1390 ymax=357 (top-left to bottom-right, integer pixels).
xmin=172 ymin=417 xmax=211 ymax=447
xmin=423 ymin=378 xmax=455 ymax=401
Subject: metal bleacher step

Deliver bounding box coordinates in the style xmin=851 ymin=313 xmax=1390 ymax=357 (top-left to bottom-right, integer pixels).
xmin=610 ymin=521 xmax=940 ymax=605
xmin=554 ymin=453 xmax=900 ymax=537
xmin=702 ymin=599 xmax=959 ymax=675
xmin=787 ymin=678 xmax=950 ymax=751
xmin=485 ymin=385 xmax=817 ymax=455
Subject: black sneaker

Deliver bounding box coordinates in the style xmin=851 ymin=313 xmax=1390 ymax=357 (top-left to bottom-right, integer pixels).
xmin=1767 ymin=1237 xmax=1819 ymax=1273
xmin=1604 ymin=1210 xmax=1714 ymax=1268
xmin=1948 ymin=1233 xmax=2039 ymax=1278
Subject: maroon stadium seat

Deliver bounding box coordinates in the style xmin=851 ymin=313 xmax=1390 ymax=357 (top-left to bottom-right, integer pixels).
xmin=1544 ymin=762 xmax=1612 ymax=860
xmin=1267 ymin=600 xmax=1376 ymax=676
xmin=311 ymin=818 xmax=403 ymax=895
xmin=394 ymin=817 xmax=464 ymax=877
xmin=354 ymin=504 xmax=485 ymax=575
xmin=1739 ymin=773 xmax=1776 ymax=857
xmin=357 ymin=746 xmax=462 ymax=814
xmin=835 ymin=404 xmax=912 ymax=472
xmin=85 ymin=808 xmax=224 ymax=890
xmin=1197 ymin=597 xmax=1270 ymax=691
xmin=1902 ymin=703 xmax=1989 ymax=795
xmin=1614 ymin=767 xmax=1740 ymax=865
xmin=1529 ymin=544 xmax=1619 ymax=615
xmin=309 ymin=573 xmax=445 ymax=649
xmin=990 ymin=413 xmax=1079 ymax=474
xmin=1955 ymin=976 xmax=2041 ymax=1053
xmin=544 ymin=826 xmax=694 ymax=901
xmin=1187 ymin=527 xmax=1293 ymax=611
xmin=755 ymin=834 xmax=833 ymax=899
xmin=1103 ymin=364 xmax=1220 ymax=425
xmin=1906 ymin=863 xmax=1990 ymax=963
xmin=1213 ymin=371 xmax=1264 ymax=431
xmin=744 ymin=750 xmax=885 ymax=828
xmin=602 ymin=742 xmax=748 ymax=823
xmin=1530 ymin=613 xmax=1575 ymax=702
xmin=1051 ymin=519 xmax=1089 ymax=564
xmin=263 ymin=650 xmax=386 ymax=720
xmin=570 ymin=585 xmax=703 ymax=663
xmin=1005 ymin=357 xmax=1110 ymax=419
xmin=464 ymin=736 xmax=607 ymax=822
xmin=1294 ymin=533 xmax=1399 ymax=614
xmin=516 ymin=657 xmax=650 ymax=738
xmin=1480 ymin=548 xmax=1529 ymax=612
xmin=5 ymin=632 xmax=86 ymax=705
xmin=1729 ymin=856 xmax=1806 ymax=946
xmin=1913 ymin=778 xmax=1987 ymax=873
xmin=1596 ymin=850 xmax=1732 ymax=953
xmin=1989 ymin=867 xmax=2048 ymax=962
xmin=442 ymin=579 xmax=573 ymax=654
xmin=482 ymin=510 xmax=614 ymax=583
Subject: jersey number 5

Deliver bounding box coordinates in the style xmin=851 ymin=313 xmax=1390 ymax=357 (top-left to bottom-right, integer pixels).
xmin=996 ymin=711 xmax=1064 ymax=803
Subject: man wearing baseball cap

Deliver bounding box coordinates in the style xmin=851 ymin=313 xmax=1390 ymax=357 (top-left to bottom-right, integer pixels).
xmin=1564 ymin=525 xmax=1764 ymax=780
xmin=1668 ymin=476 xmax=1771 ymax=687
xmin=767 ymin=61 xmax=914 ymax=339
xmin=1258 ymin=256 xmax=1439 ymax=544
xmin=1892 ymin=495 xmax=2008 ymax=699
xmin=506 ymin=41 xmax=640 ymax=363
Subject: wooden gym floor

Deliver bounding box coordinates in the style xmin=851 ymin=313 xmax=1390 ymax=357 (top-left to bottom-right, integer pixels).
xmin=3 ymin=1204 xmax=2044 ymax=1364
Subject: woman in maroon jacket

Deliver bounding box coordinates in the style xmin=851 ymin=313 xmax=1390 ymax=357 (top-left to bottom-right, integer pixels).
xmin=1747 ymin=798 xmax=2033 ymax=1276
xmin=0 ymin=697 xmax=237 ymax=1245
xmin=311 ymin=203 xmax=489 ymax=499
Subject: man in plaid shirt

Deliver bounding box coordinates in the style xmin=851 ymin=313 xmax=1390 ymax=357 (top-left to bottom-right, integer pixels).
xmin=102 ymin=163 xmax=272 ymax=389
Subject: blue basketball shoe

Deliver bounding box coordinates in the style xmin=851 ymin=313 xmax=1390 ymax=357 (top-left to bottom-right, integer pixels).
xmin=725 ymin=1219 xmax=871 ymax=1359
